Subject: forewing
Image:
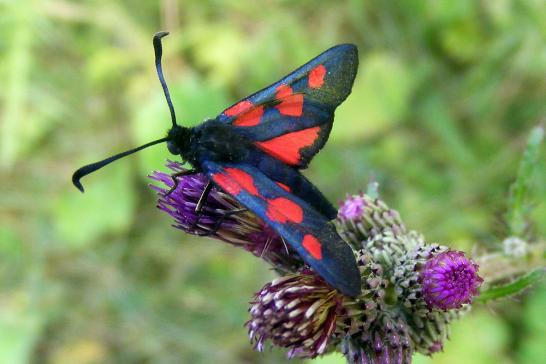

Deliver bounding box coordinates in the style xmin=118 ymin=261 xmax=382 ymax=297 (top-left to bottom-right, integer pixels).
xmin=202 ymin=160 xmax=361 ymax=297
xmin=217 ymin=44 xmax=358 ymax=168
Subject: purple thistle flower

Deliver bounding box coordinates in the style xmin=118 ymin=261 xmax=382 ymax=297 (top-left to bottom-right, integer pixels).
xmin=339 ymin=195 xmax=366 ymax=220
xmin=150 ymin=161 xmax=244 ymax=235
xmin=149 ymin=161 xmax=303 ymax=271
xmin=421 ymin=250 xmax=483 ymax=310
xmin=246 ymin=271 xmax=343 ymax=359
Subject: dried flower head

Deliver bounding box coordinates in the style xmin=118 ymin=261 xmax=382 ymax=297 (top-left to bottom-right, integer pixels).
xmin=246 ymin=271 xmax=343 ymax=359
xmin=421 ymin=250 xmax=483 ymax=310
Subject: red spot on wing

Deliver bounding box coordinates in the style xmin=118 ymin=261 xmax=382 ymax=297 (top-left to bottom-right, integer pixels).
xmin=224 ymin=100 xmax=253 ymax=117
xmin=211 ymin=168 xmax=259 ymax=196
xmin=224 ymin=167 xmax=259 ymax=196
xmin=212 ymin=173 xmax=242 ymax=195
xmin=308 ymin=64 xmax=326 ymax=88
xmin=233 ymin=105 xmax=264 ymax=127
xmin=302 ymin=234 xmax=323 ymax=260
xmin=275 ymin=84 xmax=303 ymax=117
xmin=275 ymin=182 xmax=291 ymax=192
xmin=265 ymin=197 xmax=303 ymax=223
xmin=255 ymin=126 xmax=321 ymax=165
xmin=276 ymin=84 xmax=293 ymax=98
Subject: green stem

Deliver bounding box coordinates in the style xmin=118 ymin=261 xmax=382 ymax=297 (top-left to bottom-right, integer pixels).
xmin=475 ymin=241 xmax=545 ymax=302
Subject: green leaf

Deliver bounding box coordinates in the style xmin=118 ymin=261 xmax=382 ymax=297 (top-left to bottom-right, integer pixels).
xmin=506 ymin=125 xmax=544 ymax=236
xmin=477 ymin=268 xmax=546 ymax=303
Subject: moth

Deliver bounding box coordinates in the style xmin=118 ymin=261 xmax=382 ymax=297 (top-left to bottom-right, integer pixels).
xmin=73 ymin=32 xmax=361 ymax=297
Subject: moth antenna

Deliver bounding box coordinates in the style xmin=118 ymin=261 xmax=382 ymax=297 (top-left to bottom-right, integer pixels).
xmin=153 ymin=31 xmax=177 ymax=127
xmin=72 ymin=137 xmax=169 ymax=193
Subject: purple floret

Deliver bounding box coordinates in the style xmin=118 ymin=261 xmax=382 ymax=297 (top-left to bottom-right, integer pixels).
xmin=421 ymin=250 xmax=483 ymax=310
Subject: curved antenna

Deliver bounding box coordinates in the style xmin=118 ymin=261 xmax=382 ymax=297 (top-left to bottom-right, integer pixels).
xmin=72 ymin=137 xmax=168 ymax=192
xmin=153 ymin=31 xmax=177 ymax=127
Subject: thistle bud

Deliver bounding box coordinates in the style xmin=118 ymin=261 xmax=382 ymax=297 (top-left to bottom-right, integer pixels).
xmin=405 ymin=308 xmax=469 ymax=356
xmin=336 ymin=251 xmax=388 ymax=336
xmin=342 ymin=314 xmax=413 ymax=364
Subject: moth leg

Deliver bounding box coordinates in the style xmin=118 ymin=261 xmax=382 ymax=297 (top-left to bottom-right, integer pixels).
xmin=188 ymin=180 xmax=214 ymax=232
xmin=195 ymin=181 xmax=214 ymax=214
xmin=187 ymin=179 xmax=249 ymax=236
xmin=193 ymin=208 xmax=248 ymax=237
xmin=165 ymin=169 xmax=198 ymax=196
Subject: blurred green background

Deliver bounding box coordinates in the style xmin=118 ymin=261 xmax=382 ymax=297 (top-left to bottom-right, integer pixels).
xmin=1 ymin=0 xmax=545 ymax=363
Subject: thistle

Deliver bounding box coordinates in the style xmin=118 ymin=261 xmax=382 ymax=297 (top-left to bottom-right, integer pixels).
xmin=151 ymin=175 xmax=490 ymax=364
xmin=246 ymin=271 xmax=343 ymax=359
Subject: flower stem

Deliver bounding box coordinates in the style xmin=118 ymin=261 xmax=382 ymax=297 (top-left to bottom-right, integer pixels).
xmin=476 ymin=241 xmax=545 ymax=285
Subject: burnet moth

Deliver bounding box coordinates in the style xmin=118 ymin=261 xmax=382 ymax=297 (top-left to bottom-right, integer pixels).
xmin=73 ymin=32 xmax=361 ymax=297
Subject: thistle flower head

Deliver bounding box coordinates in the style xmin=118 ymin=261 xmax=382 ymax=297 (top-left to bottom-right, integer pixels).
xmin=246 ymin=271 xmax=343 ymax=359
xmin=149 ymin=161 xmax=303 ymax=271
xmin=336 ymin=250 xmax=388 ymax=336
xmin=338 ymin=195 xmax=367 ymax=220
xmin=342 ymin=314 xmax=413 ymax=364
xmin=150 ymin=161 xmax=241 ymax=234
xmin=421 ymin=250 xmax=483 ymax=310
xmin=337 ymin=194 xmax=406 ymax=248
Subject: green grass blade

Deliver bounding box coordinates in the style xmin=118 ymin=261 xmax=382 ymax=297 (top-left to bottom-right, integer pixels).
xmin=477 ymin=268 xmax=545 ymax=303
